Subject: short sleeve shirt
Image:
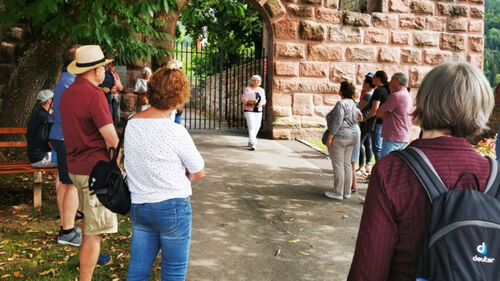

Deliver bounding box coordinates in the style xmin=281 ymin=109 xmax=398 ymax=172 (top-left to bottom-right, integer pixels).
xmin=381 ymin=88 xmax=413 ymax=143
xmin=49 ymin=69 xmax=76 ymax=140
xmin=27 ymin=108 xmax=54 ymax=163
xmin=60 ymin=77 xmax=113 ymax=175
xmin=124 ymin=118 xmax=205 ymax=204
xmin=368 ymin=86 xmax=388 ymax=124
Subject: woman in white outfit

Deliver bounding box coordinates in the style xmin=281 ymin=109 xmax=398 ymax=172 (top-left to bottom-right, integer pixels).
xmin=241 ymin=75 xmax=266 ymax=150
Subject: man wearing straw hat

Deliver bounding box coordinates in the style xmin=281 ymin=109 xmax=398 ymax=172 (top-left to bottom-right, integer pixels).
xmin=60 ymin=45 xmax=119 ymax=281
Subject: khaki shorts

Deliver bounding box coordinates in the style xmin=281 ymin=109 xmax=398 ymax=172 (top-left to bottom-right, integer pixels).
xmin=69 ymin=174 xmax=118 ymax=236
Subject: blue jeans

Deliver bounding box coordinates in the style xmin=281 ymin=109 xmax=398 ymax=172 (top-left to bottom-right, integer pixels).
xmin=380 ymin=139 xmax=408 ymax=158
xmin=127 ymin=198 xmax=192 ymax=281
xmin=371 ymin=123 xmax=383 ymax=161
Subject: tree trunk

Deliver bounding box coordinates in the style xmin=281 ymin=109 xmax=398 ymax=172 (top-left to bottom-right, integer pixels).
xmin=0 ymin=36 xmax=68 ymax=127
xmin=153 ymin=0 xmax=191 ymax=68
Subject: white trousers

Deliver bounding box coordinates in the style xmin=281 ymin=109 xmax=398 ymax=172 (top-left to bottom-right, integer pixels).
xmin=244 ymin=112 xmax=262 ymax=146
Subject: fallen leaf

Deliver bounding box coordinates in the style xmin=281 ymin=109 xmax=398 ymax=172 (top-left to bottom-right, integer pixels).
xmin=13 ymin=272 xmax=23 ymax=278
xmin=288 ymin=239 xmax=300 ymax=244
xmin=1 ymin=274 xmax=11 ymax=278
xmin=39 ymin=268 xmax=57 ymax=276
xmin=335 ymin=209 xmax=345 ymax=213
xmin=275 ymin=249 xmax=281 ymax=256
xmin=297 ymin=250 xmax=310 ymax=256
xmin=0 ymin=240 xmax=9 ymax=245
xmin=269 ymin=220 xmax=277 ymax=225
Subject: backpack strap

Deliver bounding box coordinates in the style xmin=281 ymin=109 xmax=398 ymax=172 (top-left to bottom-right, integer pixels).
xmin=394 ymin=147 xmax=448 ymax=203
xmin=484 ymin=156 xmax=500 ymax=197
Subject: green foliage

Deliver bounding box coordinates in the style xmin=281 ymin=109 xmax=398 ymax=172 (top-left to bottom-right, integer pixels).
xmin=484 ymin=0 xmax=500 ymax=86
xmin=180 ymin=0 xmax=263 ymax=55
xmin=0 ymin=0 xmax=178 ymax=64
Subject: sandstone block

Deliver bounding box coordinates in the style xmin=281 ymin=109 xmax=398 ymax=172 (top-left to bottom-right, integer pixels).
xmin=447 ymin=17 xmax=468 ymax=32
xmin=379 ymin=47 xmax=400 ymax=63
xmin=273 ymin=106 xmax=292 ymax=117
xmin=300 ymin=0 xmax=321 ymax=4
xmin=391 ymin=31 xmax=410 ymax=45
xmin=293 ymin=93 xmax=314 ymax=116
xmin=470 ymin=6 xmax=484 ymax=19
xmin=299 ymin=20 xmax=326 ymax=41
xmin=452 ymin=52 xmax=467 ymax=62
xmin=301 ymin=116 xmax=327 ymax=128
xmin=372 ymin=13 xmax=398 ymax=29
xmin=300 ymin=62 xmax=328 ymax=77
xmin=410 ymin=1 xmax=434 ymax=14
xmin=273 ymin=93 xmax=292 ymax=107
xmin=325 ymin=0 xmax=339 ymax=9
xmin=438 ymin=3 xmax=468 ymax=17
xmin=272 ymin=129 xmax=292 ymax=140
xmin=469 ymin=20 xmax=484 ymax=33
xmin=273 ymin=116 xmax=301 ymax=128
xmin=265 ymin=0 xmax=286 ymax=18
xmin=329 ymin=26 xmax=362 ymax=44
xmin=288 ymin=4 xmax=314 ymax=18
xmin=0 ymin=42 xmax=16 ymax=63
xmin=274 ymin=18 xmax=298 ymax=40
xmin=469 ymin=0 xmax=483 ymax=3
xmin=365 ymin=29 xmax=389 ymax=44
xmin=343 ymin=11 xmax=371 ymax=27
xmin=308 ymin=44 xmax=344 ymax=61
xmin=324 ymin=94 xmax=341 ymax=105
xmin=467 ymin=54 xmax=483 ymax=69
xmin=315 ymin=106 xmax=331 ymax=117
xmin=316 ymin=8 xmax=341 ymax=24
xmin=313 ymin=94 xmax=323 ymax=106
xmin=425 ymin=17 xmax=447 ymax=32
xmin=399 ymin=15 xmax=425 ymax=30
xmin=409 ymin=66 xmax=433 ymax=88
xmin=275 ymin=61 xmax=299 ymax=76
xmin=414 ymin=32 xmax=439 ymax=47
xmin=389 ymin=0 xmax=411 ymax=13
xmin=401 ymin=48 xmax=422 ymax=64
xmin=274 ymin=78 xmax=337 ymax=93
xmin=285 ymin=0 xmax=298 ymax=3
xmin=346 ymin=46 xmax=377 ymax=62
xmin=440 ymin=33 xmax=466 ymax=51
xmin=330 ymin=62 xmax=356 ymax=83
xmin=469 ymin=36 xmax=484 ymax=53
xmin=355 ymin=63 xmax=377 ymax=84
xmin=275 ymin=42 xmax=305 ymax=58
xmin=423 ymin=50 xmax=452 ymax=65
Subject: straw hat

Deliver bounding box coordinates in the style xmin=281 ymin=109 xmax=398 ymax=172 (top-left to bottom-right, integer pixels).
xmin=67 ymin=45 xmax=113 ymax=74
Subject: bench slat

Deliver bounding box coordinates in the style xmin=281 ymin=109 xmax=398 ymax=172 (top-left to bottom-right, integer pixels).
xmin=0 ymin=128 xmax=27 ymax=134
xmin=0 ymin=141 xmax=27 ymax=148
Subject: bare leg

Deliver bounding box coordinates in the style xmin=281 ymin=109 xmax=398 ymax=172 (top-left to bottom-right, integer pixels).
xmin=62 ymin=184 xmax=78 ymax=229
xmin=79 ymin=232 xmax=102 ymax=281
xmin=351 ymin=162 xmax=357 ymax=189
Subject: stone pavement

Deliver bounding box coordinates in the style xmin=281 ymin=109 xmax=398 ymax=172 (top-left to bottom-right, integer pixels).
xmin=187 ymin=134 xmax=369 ymax=281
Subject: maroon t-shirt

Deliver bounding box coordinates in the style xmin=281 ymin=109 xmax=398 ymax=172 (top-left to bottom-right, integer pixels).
xmin=348 ymin=136 xmax=491 ymax=281
xmin=60 ymin=76 xmax=113 ymax=175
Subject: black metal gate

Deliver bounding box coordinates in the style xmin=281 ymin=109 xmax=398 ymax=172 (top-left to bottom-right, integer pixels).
xmin=174 ymin=43 xmax=268 ymax=132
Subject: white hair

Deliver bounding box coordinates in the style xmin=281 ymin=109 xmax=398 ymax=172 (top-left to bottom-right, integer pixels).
xmin=166 ymin=60 xmax=183 ymax=70
xmin=143 ymin=67 xmax=152 ymax=75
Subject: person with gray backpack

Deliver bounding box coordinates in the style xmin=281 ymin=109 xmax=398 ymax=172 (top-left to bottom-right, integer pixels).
xmin=347 ymin=61 xmax=497 ymax=281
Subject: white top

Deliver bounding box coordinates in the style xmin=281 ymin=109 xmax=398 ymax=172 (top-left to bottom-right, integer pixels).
xmin=124 ymin=118 xmax=205 ymax=204
xmin=134 ymin=78 xmax=148 ymax=93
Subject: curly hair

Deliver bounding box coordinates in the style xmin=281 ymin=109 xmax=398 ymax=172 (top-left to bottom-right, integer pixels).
xmin=147 ymin=68 xmax=190 ymax=110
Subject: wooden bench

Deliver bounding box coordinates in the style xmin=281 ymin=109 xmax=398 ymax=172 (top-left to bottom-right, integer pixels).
xmin=0 ymin=128 xmax=57 ymax=209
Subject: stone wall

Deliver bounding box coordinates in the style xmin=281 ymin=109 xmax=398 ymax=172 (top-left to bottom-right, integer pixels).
xmin=267 ymin=0 xmax=486 ymax=139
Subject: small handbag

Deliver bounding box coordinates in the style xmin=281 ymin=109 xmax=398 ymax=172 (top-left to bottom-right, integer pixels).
xmin=88 ymin=120 xmax=130 ymax=215
xmin=321 ymin=129 xmax=329 ymax=145
xmin=361 ymin=117 xmax=377 ymax=135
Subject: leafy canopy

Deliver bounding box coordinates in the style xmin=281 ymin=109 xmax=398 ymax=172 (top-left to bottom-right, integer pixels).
xmin=180 ymin=0 xmax=263 ymax=53
xmin=0 ymin=0 xmax=178 ymax=64
xmin=484 ymin=0 xmax=500 ymax=85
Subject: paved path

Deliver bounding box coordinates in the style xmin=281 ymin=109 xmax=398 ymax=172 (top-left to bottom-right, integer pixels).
xmin=187 ymin=134 xmax=368 ymax=281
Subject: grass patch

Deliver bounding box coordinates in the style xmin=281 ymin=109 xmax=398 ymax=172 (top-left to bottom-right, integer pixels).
xmin=305 ymin=139 xmax=327 ymax=152
xmin=0 ymin=174 xmax=161 ymax=280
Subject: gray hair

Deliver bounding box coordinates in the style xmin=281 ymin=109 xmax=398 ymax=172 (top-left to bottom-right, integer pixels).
xmin=143 ymin=67 xmax=152 ymax=75
xmin=250 ymin=74 xmax=262 ymax=86
xmin=413 ymin=61 xmax=494 ymax=138
xmin=392 ymin=72 xmax=408 ymax=87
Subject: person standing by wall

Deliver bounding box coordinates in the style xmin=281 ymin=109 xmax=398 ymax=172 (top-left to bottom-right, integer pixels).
xmin=60 ymin=45 xmax=119 ymax=281
xmin=49 ymin=45 xmax=83 ymax=247
xmin=376 ymin=72 xmax=412 ymax=157
xmin=241 ymin=75 xmax=266 ymax=151
xmin=364 ymin=71 xmax=389 ymax=161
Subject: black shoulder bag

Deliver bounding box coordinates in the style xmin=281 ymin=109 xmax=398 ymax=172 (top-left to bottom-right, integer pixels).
xmin=88 ymin=120 xmax=131 ymax=215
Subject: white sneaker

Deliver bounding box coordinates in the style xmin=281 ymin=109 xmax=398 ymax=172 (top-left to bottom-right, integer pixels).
xmin=344 ymin=194 xmax=352 ymax=199
xmin=249 ymin=145 xmax=256 ymax=151
xmin=325 ymin=191 xmax=343 ymax=200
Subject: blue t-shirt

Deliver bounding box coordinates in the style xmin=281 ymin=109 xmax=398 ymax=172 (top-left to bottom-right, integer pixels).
xmin=49 ymin=68 xmax=76 ymax=140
